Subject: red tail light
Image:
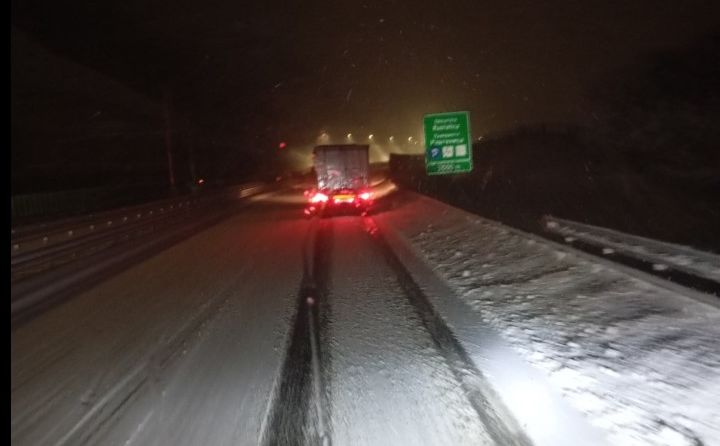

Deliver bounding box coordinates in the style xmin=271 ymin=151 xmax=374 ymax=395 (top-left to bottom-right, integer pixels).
xmin=310 ymin=192 xmax=328 ymax=203
xmin=359 ymin=191 xmax=373 ymax=201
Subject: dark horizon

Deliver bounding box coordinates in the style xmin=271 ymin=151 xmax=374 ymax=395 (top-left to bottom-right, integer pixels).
xmin=11 ymin=0 xmax=720 ymax=192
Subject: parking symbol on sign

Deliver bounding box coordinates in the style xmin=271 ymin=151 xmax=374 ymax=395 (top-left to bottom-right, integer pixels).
xmin=424 ymin=111 xmax=472 ymax=175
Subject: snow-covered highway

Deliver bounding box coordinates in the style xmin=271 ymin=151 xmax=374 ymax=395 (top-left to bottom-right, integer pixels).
xmin=11 ymin=186 xmax=720 ymax=446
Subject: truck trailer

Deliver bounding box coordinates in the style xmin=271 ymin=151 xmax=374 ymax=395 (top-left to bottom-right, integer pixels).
xmin=305 ymin=144 xmax=373 ymax=216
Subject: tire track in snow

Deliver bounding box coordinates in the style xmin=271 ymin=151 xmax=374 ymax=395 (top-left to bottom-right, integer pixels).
xmin=262 ymin=220 xmax=332 ymax=446
xmin=362 ymin=216 xmax=532 ymax=446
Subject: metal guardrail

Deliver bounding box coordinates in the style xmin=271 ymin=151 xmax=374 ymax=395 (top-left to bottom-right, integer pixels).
xmin=10 ymin=183 xmax=264 ymax=254
xmin=10 ymin=183 xmax=170 ymax=221
xmin=10 ymin=182 xmax=268 ymax=323
xmin=542 ymin=215 xmax=720 ymax=283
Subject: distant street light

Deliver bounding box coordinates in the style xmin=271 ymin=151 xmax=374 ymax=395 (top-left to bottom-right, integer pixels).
xmin=389 ymin=136 xmax=394 ymax=142
xmin=317 ymin=131 xmax=330 ymax=145
xmin=347 ymin=133 xmax=352 ymax=139
xmin=408 ymin=136 xmax=413 ymax=142
xmin=368 ymin=134 xmax=374 ymax=140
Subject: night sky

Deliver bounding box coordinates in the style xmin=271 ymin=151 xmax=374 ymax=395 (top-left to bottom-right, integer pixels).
xmin=11 ymin=0 xmax=720 ymax=176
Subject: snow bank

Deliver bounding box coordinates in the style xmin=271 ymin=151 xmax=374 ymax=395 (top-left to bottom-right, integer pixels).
xmin=378 ymin=192 xmax=720 ymax=446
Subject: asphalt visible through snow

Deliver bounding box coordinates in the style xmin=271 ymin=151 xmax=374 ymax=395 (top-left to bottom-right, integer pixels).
xmin=12 ymin=187 xmax=527 ymax=446
xmin=264 ymin=215 xmax=529 ymax=446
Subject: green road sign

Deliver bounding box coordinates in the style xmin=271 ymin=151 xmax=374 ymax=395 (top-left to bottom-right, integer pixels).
xmin=423 ymin=111 xmax=472 ymax=175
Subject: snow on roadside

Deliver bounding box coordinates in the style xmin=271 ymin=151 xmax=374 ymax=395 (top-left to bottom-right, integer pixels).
xmin=379 ymin=193 xmax=720 ymax=446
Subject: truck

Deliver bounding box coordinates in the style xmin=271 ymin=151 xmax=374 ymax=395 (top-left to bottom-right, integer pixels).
xmin=305 ymin=144 xmax=373 ymax=216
